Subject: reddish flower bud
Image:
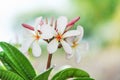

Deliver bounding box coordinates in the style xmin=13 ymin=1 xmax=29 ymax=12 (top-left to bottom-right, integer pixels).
xmin=66 ymin=17 xmax=80 ymax=27
xmin=65 ymin=17 xmax=80 ymax=32
xmin=22 ymin=23 xmax=34 ymax=31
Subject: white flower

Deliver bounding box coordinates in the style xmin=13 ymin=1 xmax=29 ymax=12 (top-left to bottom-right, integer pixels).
xmin=21 ymin=17 xmax=54 ymax=57
xmin=47 ymin=16 xmax=81 ymax=54
xmin=66 ymin=26 xmax=89 ymax=63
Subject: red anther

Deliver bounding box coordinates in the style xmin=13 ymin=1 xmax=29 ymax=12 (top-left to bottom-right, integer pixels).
xmin=37 ymin=30 xmax=42 ymax=34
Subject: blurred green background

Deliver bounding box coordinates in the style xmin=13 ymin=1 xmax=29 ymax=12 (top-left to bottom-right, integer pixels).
xmin=0 ymin=0 xmax=120 ymax=80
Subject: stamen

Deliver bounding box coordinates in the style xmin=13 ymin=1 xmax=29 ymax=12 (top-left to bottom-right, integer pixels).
xmin=37 ymin=30 xmax=42 ymax=34
xmin=72 ymin=41 xmax=78 ymax=48
xmin=56 ymin=33 xmax=62 ymax=41
xmin=34 ymin=32 xmax=40 ymax=40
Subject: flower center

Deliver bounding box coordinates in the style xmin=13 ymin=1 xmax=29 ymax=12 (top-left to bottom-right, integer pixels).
xmin=34 ymin=32 xmax=40 ymax=40
xmin=56 ymin=33 xmax=63 ymax=41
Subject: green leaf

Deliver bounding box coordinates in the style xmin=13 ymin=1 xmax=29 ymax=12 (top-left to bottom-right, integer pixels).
xmin=33 ymin=67 xmax=53 ymax=80
xmin=0 ymin=51 xmax=17 ymax=72
xmin=73 ymin=77 xmax=94 ymax=80
xmin=51 ymin=68 xmax=90 ymax=80
xmin=0 ymin=42 xmax=36 ymax=80
xmin=0 ymin=69 xmax=24 ymax=80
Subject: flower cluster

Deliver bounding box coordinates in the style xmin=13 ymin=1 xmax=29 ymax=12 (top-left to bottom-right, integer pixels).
xmin=21 ymin=16 xmax=88 ymax=63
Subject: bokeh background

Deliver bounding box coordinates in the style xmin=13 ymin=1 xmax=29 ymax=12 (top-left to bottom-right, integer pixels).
xmin=0 ymin=0 xmax=120 ymax=80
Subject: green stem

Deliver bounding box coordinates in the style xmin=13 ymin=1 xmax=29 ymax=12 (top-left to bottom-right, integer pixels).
xmin=46 ymin=53 xmax=52 ymax=69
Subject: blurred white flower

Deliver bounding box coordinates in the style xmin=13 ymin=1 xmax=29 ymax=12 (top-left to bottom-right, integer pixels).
xmin=66 ymin=26 xmax=89 ymax=63
xmin=21 ymin=17 xmax=54 ymax=57
xmin=47 ymin=16 xmax=80 ymax=54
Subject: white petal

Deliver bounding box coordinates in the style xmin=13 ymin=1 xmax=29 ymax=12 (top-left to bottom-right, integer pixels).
xmin=63 ymin=30 xmax=80 ymax=38
xmin=57 ymin=16 xmax=68 ymax=34
xmin=66 ymin=49 xmax=75 ymax=59
xmin=76 ymin=25 xmax=84 ymax=43
xmin=34 ymin=25 xmax=40 ymax=33
xmin=20 ymin=37 xmax=34 ymax=53
xmin=32 ymin=41 xmax=41 ymax=57
xmin=40 ymin=24 xmax=54 ymax=39
xmin=34 ymin=17 xmax=43 ymax=32
xmin=60 ymin=40 xmax=72 ymax=54
xmin=75 ymin=49 xmax=81 ymax=63
xmin=47 ymin=39 xmax=59 ymax=53
xmin=35 ymin=16 xmax=43 ymax=27
xmin=21 ymin=29 xmax=35 ymax=52
xmin=65 ymin=37 xmax=75 ymax=46
xmin=22 ymin=28 xmax=34 ymax=38
xmin=53 ymin=28 xmax=58 ymax=36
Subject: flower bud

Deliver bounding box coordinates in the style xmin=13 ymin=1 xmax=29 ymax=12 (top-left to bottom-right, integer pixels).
xmin=22 ymin=23 xmax=34 ymax=31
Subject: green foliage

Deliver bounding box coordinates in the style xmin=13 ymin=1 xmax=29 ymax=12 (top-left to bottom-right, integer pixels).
xmin=51 ymin=68 xmax=92 ymax=80
xmin=0 ymin=42 xmax=36 ymax=80
xmin=33 ymin=67 xmax=53 ymax=80
xmin=0 ymin=42 xmax=94 ymax=80
xmin=0 ymin=51 xmax=17 ymax=72
xmin=0 ymin=69 xmax=24 ymax=80
xmin=71 ymin=0 xmax=118 ymax=37
xmin=73 ymin=77 xmax=94 ymax=80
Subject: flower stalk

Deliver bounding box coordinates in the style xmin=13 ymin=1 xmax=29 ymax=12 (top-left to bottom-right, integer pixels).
xmin=46 ymin=53 xmax=52 ymax=69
